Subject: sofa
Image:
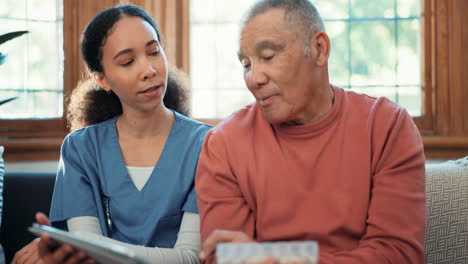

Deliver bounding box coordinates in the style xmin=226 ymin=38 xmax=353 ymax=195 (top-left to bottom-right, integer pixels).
xmin=0 ymin=158 xmax=467 ymax=264
xmin=0 ymin=172 xmax=55 ymax=264
xmin=425 ymin=157 xmax=468 ymax=263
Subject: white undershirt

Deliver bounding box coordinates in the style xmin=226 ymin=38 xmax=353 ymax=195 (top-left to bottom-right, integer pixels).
xmin=66 ymin=166 xmax=201 ymax=263
xmin=126 ymin=166 xmax=153 ymax=191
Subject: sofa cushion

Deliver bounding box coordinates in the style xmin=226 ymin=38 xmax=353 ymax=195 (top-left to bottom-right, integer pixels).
xmin=0 ymin=158 xmax=466 ymax=264
xmin=425 ymin=157 xmax=468 ymax=263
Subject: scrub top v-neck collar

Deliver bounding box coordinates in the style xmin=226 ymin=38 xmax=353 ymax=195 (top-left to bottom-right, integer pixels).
xmin=106 ymin=113 xmax=179 ymax=195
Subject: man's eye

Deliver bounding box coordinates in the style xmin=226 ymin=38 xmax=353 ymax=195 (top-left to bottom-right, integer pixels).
xmin=240 ymin=58 xmax=251 ymax=68
xmin=262 ymin=55 xmax=274 ymax=61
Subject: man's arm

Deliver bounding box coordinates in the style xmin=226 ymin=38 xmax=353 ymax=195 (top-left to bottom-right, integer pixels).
xmin=196 ymin=106 xmax=426 ymax=264
xmin=196 ymin=130 xmax=255 ymax=263
xmin=320 ymin=107 xmax=426 ymax=264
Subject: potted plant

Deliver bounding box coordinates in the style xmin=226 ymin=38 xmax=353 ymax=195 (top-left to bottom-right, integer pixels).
xmin=0 ymin=30 xmax=29 ymax=106
xmin=0 ymin=30 xmax=27 ymax=263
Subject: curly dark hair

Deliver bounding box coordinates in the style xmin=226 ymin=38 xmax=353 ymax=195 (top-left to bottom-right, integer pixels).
xmin=67 ymin=67 xmax=190 ymax=131
xmin=66 ymin=4 xmax=189 ymax=131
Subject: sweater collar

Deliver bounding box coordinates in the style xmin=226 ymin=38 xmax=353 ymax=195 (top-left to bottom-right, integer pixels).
xmin=272 ymin=85 xmax=344 ymax=136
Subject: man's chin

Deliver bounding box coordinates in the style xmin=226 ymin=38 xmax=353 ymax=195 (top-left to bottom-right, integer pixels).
xmin=261 ymin=110 xmax=287 ymax=125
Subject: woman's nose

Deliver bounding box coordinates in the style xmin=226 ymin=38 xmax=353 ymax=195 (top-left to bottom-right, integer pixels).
xmin=141 ymin=60 xmax=157 ymax=81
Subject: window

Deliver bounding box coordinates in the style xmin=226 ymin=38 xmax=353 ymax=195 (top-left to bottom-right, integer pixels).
xmin=189 ymin=0 xmax=422 ymax=118
xmin=1 ymin=0 xmax=466 ymax=161
xmin=190 ymin=1 xmax=255 ymax=119
xmin=0 ymin=0 xmax=64 ymax=119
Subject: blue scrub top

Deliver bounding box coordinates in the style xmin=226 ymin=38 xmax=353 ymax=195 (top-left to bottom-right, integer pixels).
xmin=49 ymin=112 xmax=212 ymax=248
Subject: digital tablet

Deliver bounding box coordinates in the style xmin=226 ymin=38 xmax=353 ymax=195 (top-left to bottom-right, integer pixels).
xmin=28 ymin=224 xmax=145 ymax=264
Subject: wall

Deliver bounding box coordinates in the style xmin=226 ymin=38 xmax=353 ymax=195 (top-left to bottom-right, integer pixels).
xmin=5 ymin=160 xmax=449 ymax=173
xmin=5 ymin=161 xmax=59 ymax=173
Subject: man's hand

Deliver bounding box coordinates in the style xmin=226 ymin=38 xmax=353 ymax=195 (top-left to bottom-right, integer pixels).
xmin=199 ymin=230 xmax=253 ymax=263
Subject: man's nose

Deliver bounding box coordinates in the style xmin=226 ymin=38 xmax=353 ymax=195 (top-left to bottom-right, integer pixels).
xmin=249 ymin=63 xmax=269 ymax=87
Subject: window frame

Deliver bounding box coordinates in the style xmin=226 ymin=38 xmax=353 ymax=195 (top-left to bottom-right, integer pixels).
xmin=1 ymin=0 xmax=467 ymax=161
xmin=416 ymin=0 xmax=468 ymax=158
xmin=195 ymin=0 xmax=468 ymax=159
xmin=0 ymin=0 xmax=190 ymax=161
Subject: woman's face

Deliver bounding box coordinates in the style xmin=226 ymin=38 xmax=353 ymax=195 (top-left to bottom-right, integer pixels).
xmin=95 ymin=16 xmax=168 ymax=115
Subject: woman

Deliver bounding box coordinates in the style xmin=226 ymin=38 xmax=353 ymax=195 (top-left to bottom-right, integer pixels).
xmin=13 ymin=4 xmax=211 ymax=264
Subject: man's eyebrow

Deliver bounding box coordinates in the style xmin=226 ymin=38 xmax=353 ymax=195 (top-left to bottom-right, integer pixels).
xmin=237 ymin=51 xmax=247 ymax=60
xmin=237 ymin=41 xmax=284 ymax=60
xmin=113 ymin=39 xmax=159 ymax=61
xmin=254 ymin=41 xmax=284 ymax=54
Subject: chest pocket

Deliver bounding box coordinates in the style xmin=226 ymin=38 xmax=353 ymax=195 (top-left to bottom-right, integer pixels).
xmin=155 ymin=212 xmax=183 ymax=248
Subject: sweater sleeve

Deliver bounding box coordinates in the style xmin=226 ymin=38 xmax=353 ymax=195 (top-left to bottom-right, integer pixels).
xmin=67 ymin=213 xmax=201 ymax=264
xmin=320 ymin=106 xmax=426 ymax=264
xmin=195 ymin=129 xmax=256 ymax=264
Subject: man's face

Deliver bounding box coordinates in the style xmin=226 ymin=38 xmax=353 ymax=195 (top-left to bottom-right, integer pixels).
xmin=238 ymin=8 xmax=322 ymax=124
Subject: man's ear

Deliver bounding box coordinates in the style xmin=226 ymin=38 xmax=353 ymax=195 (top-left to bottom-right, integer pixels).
xmin=310 ymin=31 xmax=330 ymax=67
xmin=93 ymin=72 xmax=110 ymax=91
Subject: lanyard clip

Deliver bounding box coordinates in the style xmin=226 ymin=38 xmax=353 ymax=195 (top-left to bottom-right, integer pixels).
xmin=102 ymin=192 xmax=113 ymax=234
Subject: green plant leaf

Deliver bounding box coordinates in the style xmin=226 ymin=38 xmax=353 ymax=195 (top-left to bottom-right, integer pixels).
xmin=0 ymin=96 xmax=19 ymax=106
xmin=0 ymin=31 xmax=29 ymax=46
xmin=0 ymin=53 xmax=6 ymax=65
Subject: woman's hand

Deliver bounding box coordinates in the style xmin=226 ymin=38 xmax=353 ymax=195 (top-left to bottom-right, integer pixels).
xmin=35 ymin=212 xmax=94 ymax=264
xmin=11 ymin=212 xmax=53 ymax=264
xmin=37 ymin=233 xmax=93 ymax=264
xmin=11 ymin=238 xmax=44 ymax=264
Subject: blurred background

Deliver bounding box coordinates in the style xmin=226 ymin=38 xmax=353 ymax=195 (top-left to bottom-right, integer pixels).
xmin=0 ymin=0 xmax=467 ymax=168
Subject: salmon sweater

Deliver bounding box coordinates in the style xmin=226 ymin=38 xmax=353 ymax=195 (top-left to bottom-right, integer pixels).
xmin=196 ymin=86 xmax=426 ymax=264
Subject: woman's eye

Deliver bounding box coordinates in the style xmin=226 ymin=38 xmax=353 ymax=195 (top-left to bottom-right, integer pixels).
xmin=120 ymin=60 xmax=133 ymax=67
xmin=150 ymin=47 xmax=160 ymax=56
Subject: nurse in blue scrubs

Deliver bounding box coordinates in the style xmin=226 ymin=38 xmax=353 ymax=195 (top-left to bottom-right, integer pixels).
xmin=12 ymin=5 xmax=211 ymax=264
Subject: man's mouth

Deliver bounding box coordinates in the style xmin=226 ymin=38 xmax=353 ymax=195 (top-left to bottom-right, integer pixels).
xmin=259 ymin=95 xmax=275 ymax=105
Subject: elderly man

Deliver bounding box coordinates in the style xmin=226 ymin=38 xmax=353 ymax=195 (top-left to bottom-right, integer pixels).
xmin=195 ymin=0 xmax=426 ymax=263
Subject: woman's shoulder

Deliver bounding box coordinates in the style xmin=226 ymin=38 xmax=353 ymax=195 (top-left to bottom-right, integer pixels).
xmin=64 ymin=117 xmax=118 ymax=145
xmin=174 ymin=112 xmax=213 ymax=133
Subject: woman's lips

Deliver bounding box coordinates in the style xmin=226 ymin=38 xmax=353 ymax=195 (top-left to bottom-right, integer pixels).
xmin=141 ymin=85 xmax=161 ymax=97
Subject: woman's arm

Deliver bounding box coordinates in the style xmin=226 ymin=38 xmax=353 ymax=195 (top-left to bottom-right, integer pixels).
xmin=67 ymin=212 xmax=201 ymax=264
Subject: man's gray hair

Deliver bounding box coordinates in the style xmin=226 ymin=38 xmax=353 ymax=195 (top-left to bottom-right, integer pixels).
xmin=242 ymin=0 xmax=325 ymax=55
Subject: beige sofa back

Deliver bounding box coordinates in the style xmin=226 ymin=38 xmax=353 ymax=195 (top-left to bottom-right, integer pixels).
xmin=425 ymin=157 xmax=468 ymax=263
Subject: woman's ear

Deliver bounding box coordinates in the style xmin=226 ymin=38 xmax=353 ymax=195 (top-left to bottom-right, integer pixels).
xmin=93 ymin=72 xmax=110 ymax=91
xmin=310 ymin=31 xmax=330 ymax=67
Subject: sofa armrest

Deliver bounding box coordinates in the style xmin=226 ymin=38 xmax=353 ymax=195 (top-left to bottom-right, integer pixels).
xmin=425 ymin=157 xmax=468 ymax=263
